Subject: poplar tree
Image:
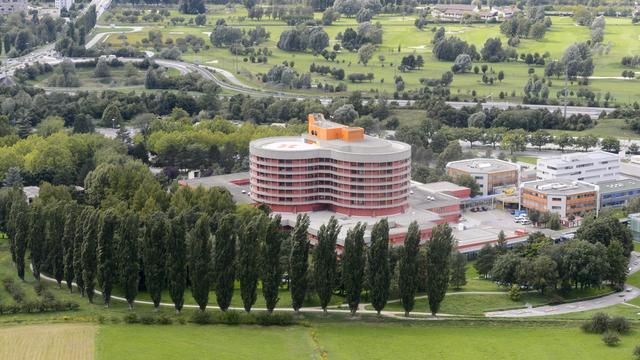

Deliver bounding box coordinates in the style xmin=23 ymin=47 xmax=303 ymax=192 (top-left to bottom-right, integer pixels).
xmin=368 ymin=219 xmax=390 ymax=315
xmin=214 ymin=214 xmax=236 ymax=311
xmin=97 ymin=210 xmax=118 ymax=307
xmin=62 ymin=205 xmax=78 ymax=292
xmin=47 ymin=206 xmax=65 ymax=287
xmin=238 ymin=215 xmax=262 ymax=313
xmin=29 ymin=203 xmax=46 ymax=281
xmin=81 ymin=209 xmax=99 ymax=303
xmin=73 ymin=208 xmax=89 ymax=296
xmin=426 ymin=224 xmax=455 ymax=316
xmin=189 ymin=214 xmax=212 ymax=311
xmin=167 ymin=214 xmax=187 ymax=314
xmin=117 ymin=211 xmax=139 ymax=310
xmin=143 ymin=211 xmax=169 ymax=310
xmin=313 ymin=216 xmax=340 ymax=314
xmin=11 ymin=200 xmax=29 ymax=280
xmin=399 ymin=221 xmax=420 ymax=316
xmin=496 ymin=230 xmax=507 ymax=254
xmin=450 ymin=251 xmax=467 ymax=290
xmin=342 ymin=222 xmax=366 ymax=316
xmin=289 ymin=214 xmax=310 ymax=313
xmin=261 ymin=215 xmax=282 ymax=313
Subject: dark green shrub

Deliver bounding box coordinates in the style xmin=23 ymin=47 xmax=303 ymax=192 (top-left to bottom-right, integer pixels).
xmin=602 ymin=331 xmax=620 ymax=346
xmin=216 ymin=310 xmax=241 ymax=325
xmin=254 ymin=312 xmax=294 ymax=326
xmin=633 ymin=344 xmax=640 ymax=359
xmin=582 ymin=312 xmax=610 ymax=334
xmin=189 ymin=311 xmax=213 ymax=325
xmin=123 ymin=313 xmax=139 ymax=324
xmin=609 ymin=316 xmax=630 ymax=334
xmin=139 ymin=314 xmax=157 ymax=325
xmin=157 ymin=314 xmax=173 ymax=325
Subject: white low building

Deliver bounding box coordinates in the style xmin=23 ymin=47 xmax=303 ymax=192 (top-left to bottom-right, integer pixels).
xmin=536 ymin=151 xmax=619 ymax=183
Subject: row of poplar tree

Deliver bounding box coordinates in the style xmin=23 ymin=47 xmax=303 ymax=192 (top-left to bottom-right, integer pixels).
xmin=2 ymin=187 xmax=457 ymax=316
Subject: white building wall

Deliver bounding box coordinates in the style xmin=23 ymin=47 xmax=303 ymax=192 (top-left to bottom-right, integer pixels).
xmin=537 ymin=151 xmax=619 ymax=182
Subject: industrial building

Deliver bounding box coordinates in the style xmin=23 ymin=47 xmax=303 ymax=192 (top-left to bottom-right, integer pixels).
xmin=520 ymin=179 xmax=599 ymax=219
xmin=598 ymin=178 xmax=640 ymax=209
xmin=536 ymin=151 xmax=620 ymax=182
xmin=445 ymin=158 xmax=519 ymax=197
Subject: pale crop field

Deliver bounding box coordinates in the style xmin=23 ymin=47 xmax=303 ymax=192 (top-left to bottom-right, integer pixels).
xmin=0 ymin=324 xmax=96 ymax=360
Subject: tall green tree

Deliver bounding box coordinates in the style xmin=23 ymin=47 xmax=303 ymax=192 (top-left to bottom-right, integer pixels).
xmin=342 ymin=222 xmax=366 ymax=315
xmin=117 ymin=211 xmax=139 ymax=310
xmin=474 ymin=244 xmax=497 ymax=278
xmin=214 ymin=214 xmax=236 ymax=311
xmin=426 ymin=224 xmax=455 ymax=316
xmin=73 ymin=208 xmax=89 ymax=296
xmin=399 ymin=221 xmax=420 ymax=316
xmin=46 ymin=205 xmax=65 ymax=286
xmin=28 ymin=203 xmax=46 ymax=281
xmin=143 ymin=212 xmax=169 ymax=310
xmin=606 ymin=240 xmax=628 ymax=291
xmin=167 ymin=214 xmax=187 ymax=314
xmin=450 ymin=251 xmax=467 ymax=290
xmin=97 ymin=210 xmax=118 ymax=307
xmin=289 ymin=214 xmax=310 ymax=313
xmin=496 ymin=230 xmax=507 ymax=254
xmin=261 ymin=215 xmax=282 ymax=313
xmin=238 ymin=216 xmax=262 ymax=312
xmin=188 ymin=215 xmax=212 ymax=311
xmin=81 ymin=209 xmax=99 ymax=302
xmin=313 ymin=216 xmax=340 ymax=314
xmin=62 ymin=204 xmax=78 ymax=292
xmin=11 ymin=200 xmax=29 ymax=280
xmin=369 ymin=219 xmax=390 ymax=315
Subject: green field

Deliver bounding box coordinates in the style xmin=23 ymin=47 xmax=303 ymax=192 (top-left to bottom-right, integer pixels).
xmin=92 ymin=322 xmax=640 ymax=359
xmin=97 ymin=6 xmax=640 ymax=105
xmin=547 ymin=118 xmax=640 ymax=140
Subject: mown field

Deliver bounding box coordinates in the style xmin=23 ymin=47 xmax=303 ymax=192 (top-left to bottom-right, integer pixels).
xmin=96 ymin=6 xmax=640 ymax=104
xmin=1 ymin=321 xmax=640 ymax=359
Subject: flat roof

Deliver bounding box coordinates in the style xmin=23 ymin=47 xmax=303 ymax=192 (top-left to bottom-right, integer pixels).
xmin=539 ymin=151 xmax=618 ymax=167
xmin=446 ymin=158 xmax=518 ymax=173
xmin=521 ymin=178 xmax=597 ymax=195
xmin=251 ymin=135 xmax=410 ymax=156
xmin=414 ymin=181 xmax=469 ymax=194
xmin=598 ymin=178 xmax=640 ymax=194
xmin=179 ymin=172 xmax=253 ymax=204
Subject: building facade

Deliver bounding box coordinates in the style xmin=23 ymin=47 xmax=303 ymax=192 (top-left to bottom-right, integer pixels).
xmin=0 ymin=0 xmax=26 ymax=14
xmin=598 ymin=178 xmax=640 ymax=209
xmin=446 ymin=158 xmax=519 ymax=196
xmin=249 ymin=114 xmax=412 ymax=216
xmin=520 ymin=179 xmax=599 ymax=219
xmin=536 ymin=151 xmax=619 ymax=182
xmin=55 ymin=0 xmax=74 ymax=10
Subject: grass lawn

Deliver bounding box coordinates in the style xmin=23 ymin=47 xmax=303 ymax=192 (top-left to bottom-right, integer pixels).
xmin=315 ymin=322 xmax=640 ymax=360
xmin=96 ymin=324 xmax=314 ymax=360
xmin=547 ymin=118 xmax=640 ymax=140
xmin=370 ymin=293 xmax=549 ymax=315
xmin=94 ymin=321 xmax=640 ymax=360
xmin=516 ymin=155 xmax=538 ymax=165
